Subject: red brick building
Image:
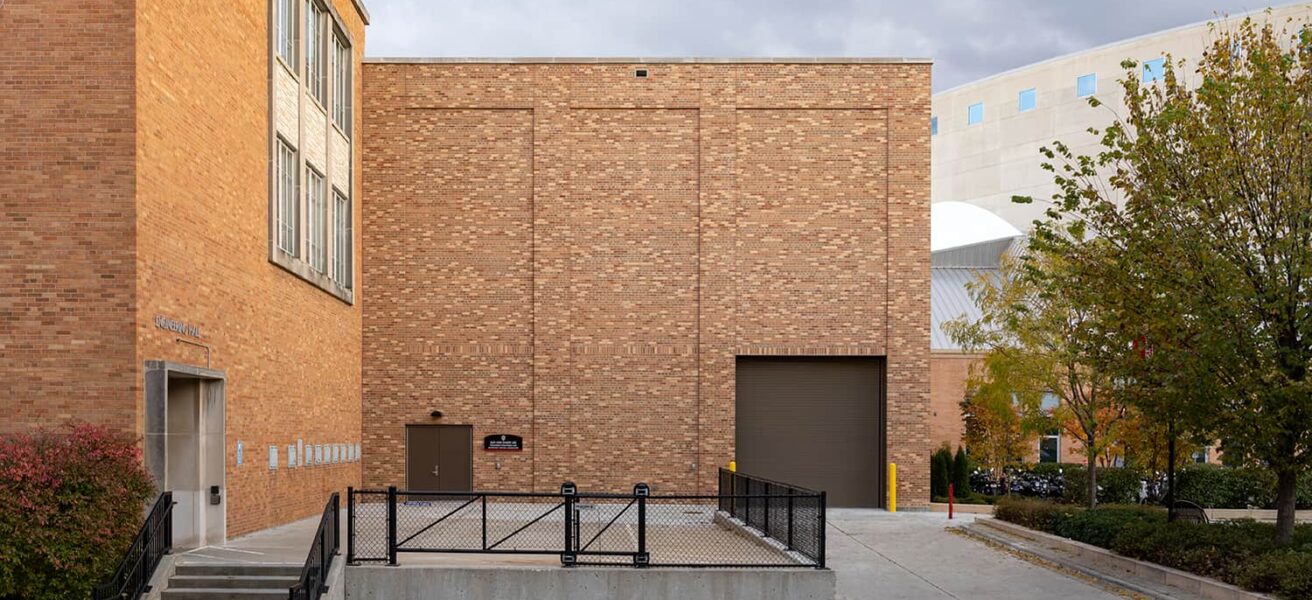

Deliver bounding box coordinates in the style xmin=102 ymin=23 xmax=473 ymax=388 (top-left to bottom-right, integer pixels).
xmin=1 ymin=0 xmax=368 ymax=543
xmin=362 ymin=60 xmax=932 ymax=508
xmin=2 ymin=1 xmax=931 ymax=545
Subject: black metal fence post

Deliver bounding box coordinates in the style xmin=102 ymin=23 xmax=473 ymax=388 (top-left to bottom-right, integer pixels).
xmin=561 ymin=481 xmax=577 ymax=566
xmin=332 ymin=493 xmax=341 ymax=556
xmin=786 ymin=488 xmax=795 ymax=550
xmin=346 ymin=487 xmax=355 ymax=564
xmin=386 ymin=486 xmax=398 ymax=566
xmin=634 ymin=482 xmax=649 ymax=567
xmin=818 ymin=491 xmax=827 ymax=570
xmin=481 ymin=494 xmax=488 ymax=551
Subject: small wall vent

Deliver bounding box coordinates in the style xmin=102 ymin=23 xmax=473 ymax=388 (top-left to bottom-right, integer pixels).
xmin=634 ymin=68 xmax=648 ymax=78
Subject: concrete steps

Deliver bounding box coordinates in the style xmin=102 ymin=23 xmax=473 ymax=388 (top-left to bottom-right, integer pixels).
xmin=162 ymin=563 xmax=302 ymax=600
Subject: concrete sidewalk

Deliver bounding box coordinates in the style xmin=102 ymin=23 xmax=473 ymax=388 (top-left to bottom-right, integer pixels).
xmin=827 ymin=510 xmax=1126 ymax=600
xmin=187 ymin=507 xmax=1129 ymax=599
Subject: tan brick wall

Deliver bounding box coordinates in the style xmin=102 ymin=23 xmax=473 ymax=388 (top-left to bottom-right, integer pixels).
xmin=129 ymin=0 xmax=365 ymax=536
xmin=0 ymin=0 xmax=138 ymax=435
xmin=929 ymin=352 xmax=977 ymax=451
xmin=362 ymin=62 xmax=932 ymax=507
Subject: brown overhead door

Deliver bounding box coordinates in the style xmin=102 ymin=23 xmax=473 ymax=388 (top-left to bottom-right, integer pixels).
xmin=735 ymin=356 xmax=885 ymax=508
xmin=406 ymin=425 xmax=473 ymax=492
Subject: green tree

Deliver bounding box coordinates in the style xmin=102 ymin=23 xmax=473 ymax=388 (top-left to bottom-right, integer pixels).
xmin=952 ymin=446 xmax=972 ymax=496
xmin=931 ymin=446 xmax=951 ymax=499
xmin=1024 ymin=16 xmax=1312 ymax=542
xmin=947 ymin=253 xmax=1126 ymax=508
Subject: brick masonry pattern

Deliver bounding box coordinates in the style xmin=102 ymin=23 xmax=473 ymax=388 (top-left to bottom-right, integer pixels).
xmin=362 ymin=62 xmax=932 ymax=507
xmin=1 ymin=0 xmax=367 ymax=537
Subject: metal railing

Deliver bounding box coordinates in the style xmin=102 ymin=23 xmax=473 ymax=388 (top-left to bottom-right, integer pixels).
xmin=348 ymin=478 xmax=826 ymax=569
xmin=289 ymin=492 xmax=340 ymax=600
xmin=718 ymin=468 xmax=826 ymax=568
xmin=92 ymin=492 xmax=174 ymax=600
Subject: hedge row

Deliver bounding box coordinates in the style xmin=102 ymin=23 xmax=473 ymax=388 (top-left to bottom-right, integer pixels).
xmin=994 ymin=497 xmax=1312 ymax=599
xmin=972 ymin=463 xmax=1312 ymax=509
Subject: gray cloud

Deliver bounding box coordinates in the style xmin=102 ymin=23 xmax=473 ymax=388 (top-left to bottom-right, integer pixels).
xmin=363 ymin=0 xmax=1297 ymax=91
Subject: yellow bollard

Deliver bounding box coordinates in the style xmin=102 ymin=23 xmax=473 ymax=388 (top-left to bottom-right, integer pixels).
xmin=729 ymin=460 xmax=736 ymax=472
xmin=888 ymin=463 xmax=897 ymax=512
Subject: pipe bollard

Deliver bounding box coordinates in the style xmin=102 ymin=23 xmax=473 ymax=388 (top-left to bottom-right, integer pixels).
xmin=948 ymin=483 xmax=954 ymax=519
xmin=888 ymin=463 xmax=897 ymax=513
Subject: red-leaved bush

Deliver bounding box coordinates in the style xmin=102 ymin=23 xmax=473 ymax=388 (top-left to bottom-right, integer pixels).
xmin=0 ymin=423 xmax=155 ymax=600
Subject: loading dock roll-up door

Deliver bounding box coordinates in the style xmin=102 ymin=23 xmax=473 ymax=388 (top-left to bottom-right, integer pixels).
xmin=735 ymin=356 xmax=886 ymax=508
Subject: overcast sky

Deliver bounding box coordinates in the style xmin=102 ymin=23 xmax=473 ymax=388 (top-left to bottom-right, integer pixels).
xmin=362 ymin=0 xmax=1295 ymax=91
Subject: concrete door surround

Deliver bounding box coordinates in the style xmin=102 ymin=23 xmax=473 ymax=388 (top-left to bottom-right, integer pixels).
xmin=144 ymin=360 xmax=226 ymax=549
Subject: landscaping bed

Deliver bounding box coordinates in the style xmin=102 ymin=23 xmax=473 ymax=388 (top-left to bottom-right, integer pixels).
xmin=994 ymin=497 xmax=1312 ymax=599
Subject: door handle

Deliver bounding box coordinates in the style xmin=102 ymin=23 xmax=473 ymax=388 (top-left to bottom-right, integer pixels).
xmin=432 ymin=465 xmax=440 ymax=477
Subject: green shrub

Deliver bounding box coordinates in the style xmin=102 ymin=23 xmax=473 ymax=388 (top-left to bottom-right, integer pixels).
xmin=0 ymin=424 xmax=155 ymax=600
xmin=994 ymin=497 xmax=1082 ymax=533
xmin=930 ymin=447 xmax=950 ymax=499
xmin=1053 ymin=505 xmax=1165 ymax=548
xmin=952 ymin=447 xmax=971 ymax=496
xmin=1234 ymin=550 xmax=1312 ymax=599
xmin=1060 ymin=465 xmax=1144 ymax=505
xmin=1110 ymin=520 xmax=1279 ymax=584
xmin=1174 ymin=464 xmax=1276 ymax=508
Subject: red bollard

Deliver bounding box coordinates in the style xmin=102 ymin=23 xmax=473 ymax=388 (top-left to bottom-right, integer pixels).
xmin=948 ymin=483 xmax=955 ymax=520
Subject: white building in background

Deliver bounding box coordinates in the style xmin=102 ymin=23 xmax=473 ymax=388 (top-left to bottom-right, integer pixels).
xmin=931 ymin=2 xmax=1312 ymax=232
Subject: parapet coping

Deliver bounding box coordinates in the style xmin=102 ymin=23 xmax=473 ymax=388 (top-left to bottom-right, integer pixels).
xmin=364 ymin=56 xmax=933 ymax=64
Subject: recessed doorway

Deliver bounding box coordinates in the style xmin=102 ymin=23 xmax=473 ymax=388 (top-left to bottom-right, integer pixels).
xmin=144 ymin=361 xmax=225 ymax=549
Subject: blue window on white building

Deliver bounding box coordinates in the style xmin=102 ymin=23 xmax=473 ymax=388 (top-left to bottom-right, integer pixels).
xmin=1018 ymin=88 xmax=1037 ymax=112
xmin=931 ymin=116 xmax=938 ymax=135
xmin=1076 ymin=73 xmax=1097 ymax=98
xmin=967 ymin=102 xmax=984 ymax=125
xmin=1143 ymin=57 xmax=1166 ymax=83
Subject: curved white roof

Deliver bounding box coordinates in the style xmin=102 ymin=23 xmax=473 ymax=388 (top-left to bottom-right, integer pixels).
xmin=931 ymin=201 xmax=1022 ymax=252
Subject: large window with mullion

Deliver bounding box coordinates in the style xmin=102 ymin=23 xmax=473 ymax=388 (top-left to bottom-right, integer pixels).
xmin=305 ymin=0 xmax=327 ymax=105
xmin=332 ymin=34 xmax=351 ymax=136
xmin=306 ymin=167 xmax=327 ymax=273
xmin=276 ymin=0 xmax=297 ymax=70
xmin=332 ymin=189 xmax=352 ymax=289
xmin=275 ymin=139 xmax=299 ymax=256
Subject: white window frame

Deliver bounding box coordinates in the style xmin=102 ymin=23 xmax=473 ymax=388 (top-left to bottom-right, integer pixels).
xmin=306 ymin=166 xmax=327 ymax=273
xmin=305 ymin=0 xmax=327 ymax=106
xmin=275 ymin=0 xmax=297 ymax=72
xmin=332 ymin=188 xmax=352 ymax=289
xmin=275 ymin=139 xmax=299 ymax=256
xmin=332 ymin=34 xmax=352 ymax=136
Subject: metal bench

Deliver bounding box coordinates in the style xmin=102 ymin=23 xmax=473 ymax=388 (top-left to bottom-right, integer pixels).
xmin=1170 ymin=499 xmax=1209 ymax=524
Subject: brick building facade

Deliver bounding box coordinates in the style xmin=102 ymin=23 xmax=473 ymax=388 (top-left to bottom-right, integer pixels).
xmin=361 ymin=60 xmax=932 ymax=508
xmin=1 ymin=0 xmax=368 ymax=540
xmin=3 ymin=1 xmax=931 ymax=540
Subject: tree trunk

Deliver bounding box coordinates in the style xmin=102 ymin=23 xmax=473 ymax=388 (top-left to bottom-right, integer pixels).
xmin=1275 ymin=468 xmax=1298 ymax=545
xmin=1087 ymin=432 xmax=1098 ymax=509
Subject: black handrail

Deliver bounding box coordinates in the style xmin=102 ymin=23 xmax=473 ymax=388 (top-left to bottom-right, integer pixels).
xmin=92 ymin=491 xmax=174 ymax=600
xmin=288 ymin=492 xmax=340 ymax=600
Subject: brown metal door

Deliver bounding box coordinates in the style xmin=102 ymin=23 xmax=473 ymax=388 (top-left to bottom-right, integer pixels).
xmin=437 ymin=425 xmax=472 ymax=492
xmin=735 ymin=357 xmax=886 ymax=508
xmin=405 ymin=425 xmax=472 ymax=492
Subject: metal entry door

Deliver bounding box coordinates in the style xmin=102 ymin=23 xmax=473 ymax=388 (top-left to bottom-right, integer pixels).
xmin=405 ymin=425 xmax=473 ymax=492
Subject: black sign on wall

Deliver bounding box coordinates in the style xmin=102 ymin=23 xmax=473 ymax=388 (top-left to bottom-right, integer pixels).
xmin=483 ymin=434 xmax=523 ymax=452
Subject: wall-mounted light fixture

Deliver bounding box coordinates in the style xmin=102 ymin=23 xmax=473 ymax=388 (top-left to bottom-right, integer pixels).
xmin=430 ymin=410 xmax=443 ymax=419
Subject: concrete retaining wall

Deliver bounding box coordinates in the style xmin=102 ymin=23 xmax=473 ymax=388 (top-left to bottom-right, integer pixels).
xmin=345 ymin=565 xmax=835 ymax=600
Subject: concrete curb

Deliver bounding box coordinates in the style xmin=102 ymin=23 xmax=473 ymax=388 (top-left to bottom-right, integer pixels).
xmin=929 ymin=502 xmax=993 ymax=515
xmin=963 ymin=519 xmax=1273 ymax=600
